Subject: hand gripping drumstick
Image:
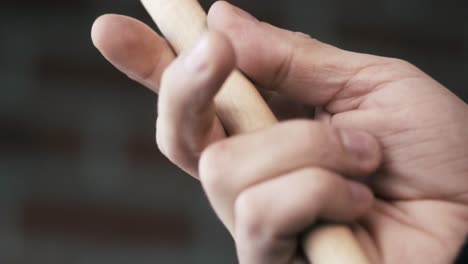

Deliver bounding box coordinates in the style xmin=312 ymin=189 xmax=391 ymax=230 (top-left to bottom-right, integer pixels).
xmin=141 ymin=0 xmax=371 ymax=263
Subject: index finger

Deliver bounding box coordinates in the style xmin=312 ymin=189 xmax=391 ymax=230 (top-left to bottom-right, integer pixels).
xmin=91 ymin=14 xmax=175 ymax=93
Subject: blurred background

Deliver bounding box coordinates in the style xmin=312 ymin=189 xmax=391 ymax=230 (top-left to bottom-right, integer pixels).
xmin=0 ymin=0 xmax=466 ymax=263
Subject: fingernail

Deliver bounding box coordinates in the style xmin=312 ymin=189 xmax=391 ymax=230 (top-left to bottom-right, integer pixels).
xmin=185 ymin=34 xmax=211 ymax=72
xmin=348 ymin=181 xmax=372 ymax=202
xmin=229 ymin=3 xmax=258 ymax=22
xmin=340 ymin=129 xmax=375 ymax=160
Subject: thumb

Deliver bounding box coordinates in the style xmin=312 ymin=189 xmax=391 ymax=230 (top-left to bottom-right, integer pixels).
xmin=208 ymin=1 xmax=388 ymax=108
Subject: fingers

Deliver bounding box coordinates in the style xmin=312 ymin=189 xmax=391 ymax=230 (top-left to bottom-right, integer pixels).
xmin=156 ymin=32 xmax=235 ymax=176
xmin=207 ymin=1 xmax=402 ymax=109
xmin=199 ymin=120 xmax=382 ymax=230
xmin=91 ymin=14 xmax=175 ymax=93
xmin=234 ymin=168 xmax=373 ymax=264
xmin=92 ymin=16 xmax=233 ymax=176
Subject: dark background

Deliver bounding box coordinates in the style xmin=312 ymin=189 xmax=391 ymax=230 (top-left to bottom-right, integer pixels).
xmin=0 ymin=0 xmax=467 ymax=263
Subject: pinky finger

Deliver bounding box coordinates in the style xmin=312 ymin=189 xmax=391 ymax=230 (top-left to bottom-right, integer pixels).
xmin=233 ymin=167 xmax=373 ymax=264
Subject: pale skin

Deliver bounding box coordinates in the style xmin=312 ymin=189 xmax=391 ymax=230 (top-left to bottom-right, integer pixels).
xmin=91 ymin=1 xmax=468 ymax=263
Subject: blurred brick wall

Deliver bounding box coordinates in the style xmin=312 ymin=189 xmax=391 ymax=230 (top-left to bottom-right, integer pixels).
xmin=0 ymin=0 xmax=466 ymax=263
xmin=0 ymin=1 xmax=237 ymax=263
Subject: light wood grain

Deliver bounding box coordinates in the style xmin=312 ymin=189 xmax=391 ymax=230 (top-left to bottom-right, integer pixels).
xmin=141 ymin=0 xmax=371 ymax=263
xmin=142 ymin=0 xmax=276 ymax=133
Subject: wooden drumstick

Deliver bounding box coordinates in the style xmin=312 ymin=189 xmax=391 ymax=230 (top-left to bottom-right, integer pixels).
xmin=141 ymin=0 xmax=370 ymax=263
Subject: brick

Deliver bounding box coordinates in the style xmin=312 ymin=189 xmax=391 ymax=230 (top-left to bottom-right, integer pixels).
xmin=0 ymin=116 xmax=81 ymax=155
xmin=21 ymin=198 xmax=192 ymax=244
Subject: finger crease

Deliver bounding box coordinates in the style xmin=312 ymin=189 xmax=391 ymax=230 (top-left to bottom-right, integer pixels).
xmin=271 ymin=41 xmax=295 ymax=92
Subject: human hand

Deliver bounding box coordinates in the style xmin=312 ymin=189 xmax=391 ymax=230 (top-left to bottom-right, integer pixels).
xmin=91 ymin=1 xmax=468 ymax=263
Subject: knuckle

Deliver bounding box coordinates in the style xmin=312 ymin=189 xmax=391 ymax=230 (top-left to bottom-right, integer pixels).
xmin=155 ymin=119 xmax=186 ymax=166
xmin=155 ymin=132 xmax=179 ymax=164
xmin=234 ymin=190 xmax=268 ymax=239
xmin=384 ymin=58 xmax=421 ymax=75
xmin=292 ymin=31 xmax=313 ymax=40
xmin=389 ymin=58 xmax=413 ymax=68
xmin=199 ymin=141 xmax=230 ymax=191
xmin=294 ymin=32 xmax=320 ymax=47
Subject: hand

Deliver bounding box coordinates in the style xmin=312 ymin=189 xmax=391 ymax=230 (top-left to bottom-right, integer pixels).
xmin=91 ymin=1 xmax=468 ymax=263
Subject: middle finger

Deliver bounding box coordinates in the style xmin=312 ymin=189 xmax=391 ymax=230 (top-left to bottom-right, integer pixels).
xmin=199 ymin=120 xmax=382 ymax=231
